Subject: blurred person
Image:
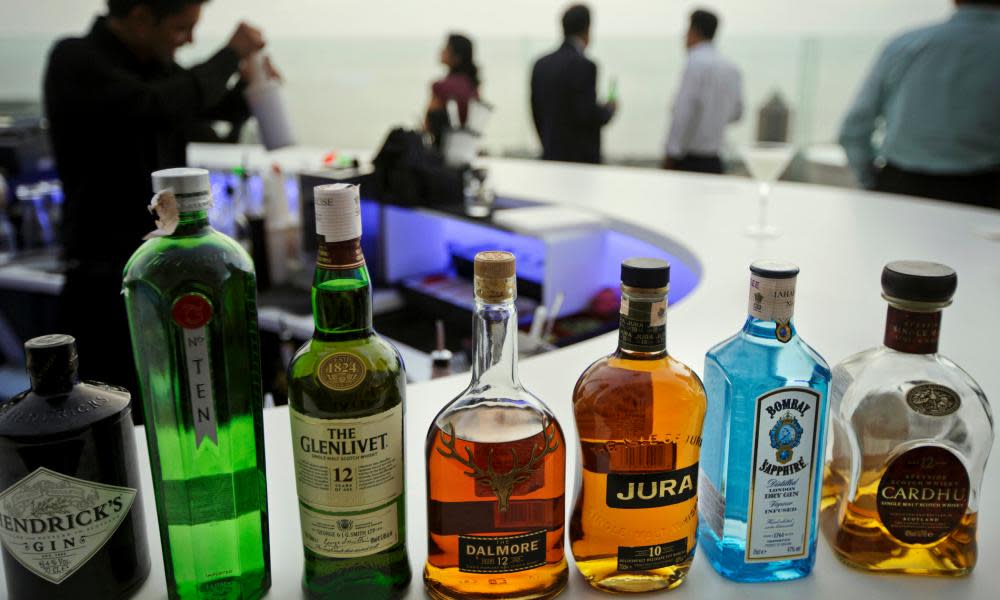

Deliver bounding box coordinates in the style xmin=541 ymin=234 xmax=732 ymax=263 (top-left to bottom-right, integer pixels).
xmin=43 ymin=0 xmax=275 ymax=420
xmin=663 ymin=9 xmax=743 ymax=174
xmin=531 ymin=4 xmax=617 ymax=164
xmin=425 ymin=33 xmax=481 ymax=146
xmin=840 ymin=0 xmax=1000 ymax=208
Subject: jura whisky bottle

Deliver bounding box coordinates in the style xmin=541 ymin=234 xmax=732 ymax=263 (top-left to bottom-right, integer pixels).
xmin=287 ymin=184 xmax=411 ymax=599
xmin=822 ymin=261 xmax=993 ymax=575
xmin=570 ymin=258 xmax=706 ymax=593
xmin=425 ymin=251 xmax=568 ymax=600
xmin=700 ymin=262 xmax=830 ymax=581
xmin=0 ymin=335 xmax=150 ymax=600
xmin=123 ymin=168 xmax=271 ymax=599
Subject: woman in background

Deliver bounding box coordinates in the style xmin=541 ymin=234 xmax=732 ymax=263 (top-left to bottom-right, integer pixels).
xmin=425 ymin=33 xmax=480 ymax=146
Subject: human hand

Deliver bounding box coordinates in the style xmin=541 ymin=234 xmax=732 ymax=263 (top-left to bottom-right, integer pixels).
xmin=661 ymin=156 xmax=675 ymax=170
xmin=606 ymin=100 xmax=618 ymax=115
xmin=239 ymin=55 xmax=283 ymax=85
xmin=227 ymin=22 xmax=265 ymax=59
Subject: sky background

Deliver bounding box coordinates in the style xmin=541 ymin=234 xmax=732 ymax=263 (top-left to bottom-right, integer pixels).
xmin=0 ymin=1 xmax=961 ymax=158
xmin=0 ymin=0 xmax=954 ymax=38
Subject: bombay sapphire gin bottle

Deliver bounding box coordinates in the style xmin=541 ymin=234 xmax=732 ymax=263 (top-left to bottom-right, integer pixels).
xmin=699 ymin=261 xmax=830 ymax=582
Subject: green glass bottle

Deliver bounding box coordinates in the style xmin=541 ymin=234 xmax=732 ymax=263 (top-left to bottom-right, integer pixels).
xmin=122 ymin=168 xmax=271 ymax=600
xmin=288 ymin=183 xmax=411 ymax=599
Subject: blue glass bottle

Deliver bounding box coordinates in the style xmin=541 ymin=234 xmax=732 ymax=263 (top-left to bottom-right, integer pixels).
xmin=699 ymin=261 xmax=830 ymax=582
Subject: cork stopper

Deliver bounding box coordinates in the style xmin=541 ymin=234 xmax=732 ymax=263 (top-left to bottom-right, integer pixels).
xmin=474 ymin=251 xmax=516 ymax=302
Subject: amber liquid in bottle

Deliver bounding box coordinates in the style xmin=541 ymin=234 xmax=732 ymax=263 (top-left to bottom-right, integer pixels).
xmin=424 ymin=251 xmax=568 ymax=600
xmin=570 ymin=262 xmax=707 ymax=593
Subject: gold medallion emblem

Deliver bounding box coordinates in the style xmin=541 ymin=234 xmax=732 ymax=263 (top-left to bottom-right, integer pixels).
xmin=317 ymin=353 xmax=367 ymax=391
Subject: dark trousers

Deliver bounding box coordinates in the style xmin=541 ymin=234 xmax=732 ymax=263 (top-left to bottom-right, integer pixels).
xmin=672 ymin=154 xmax=724 ymax=174
xmin=876 ymin=163 xmax=999 ymax=209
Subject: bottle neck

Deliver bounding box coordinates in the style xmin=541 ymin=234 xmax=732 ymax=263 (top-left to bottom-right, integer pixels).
xmin=747 ymin=274 xmax=797 ymax=342
xmin=172 ymin=209 xmax=211 ymax=236
xmin=884 ymin=304 xmax=941 ymax=354
xmin=470 ymin=297 xmax=520 ymax=388
xmin=29 ymin=371 xmax=77 ymax=396
xmin=312 ymin=238 xmax=372 ymax=340
xmin=742 ymin=314 xmax=797 ymax=341
xmin=617 ymin=286 xmax=668 ymax=358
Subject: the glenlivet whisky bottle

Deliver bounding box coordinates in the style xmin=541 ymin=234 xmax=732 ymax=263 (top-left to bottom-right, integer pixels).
xmin=287 ymin=183 xmax=411 ymax=599
xmin=700 ymin=261 xmax=830 ymax=581
xmin=123 ymin=168 xmax=271 ymax=599
xmin=570 ymin=258 xmax=706 ymax=593
xmin=0 ymin=335 xmax=150 ymax=600
xmin=822 ymin=261 xmax=993 ymax=575
xmin=425 ymin=251 xmax=568 ymax=600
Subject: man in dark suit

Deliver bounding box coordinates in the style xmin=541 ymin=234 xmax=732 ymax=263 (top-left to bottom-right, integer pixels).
xmin=44 ymin=0 xmax=270 ymax=419
xmin=531 ymin=4 xmax=617 ymax=164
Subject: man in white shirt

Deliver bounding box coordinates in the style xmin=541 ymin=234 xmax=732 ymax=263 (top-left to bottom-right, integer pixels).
xmin=663 ymin=9 xmax=743 ymax=173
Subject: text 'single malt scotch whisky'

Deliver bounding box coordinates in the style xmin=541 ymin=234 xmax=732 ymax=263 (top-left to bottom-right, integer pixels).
xmin=425 ymin=251 xmax=568 ymax=600
xmin=570 ymin=259 xmax=707 ymax=593
xmin=0 ymin=335 xmax=150 ymax=600
xmin=287 ymin=184 xmax=411 ymax=599
xmin=123 ymin=169 xmax=271 ymax=599
xmin=822 ymin=261 xmax=993 ymax=575
xmin=700 ymin=262 xmax=831 ymax=582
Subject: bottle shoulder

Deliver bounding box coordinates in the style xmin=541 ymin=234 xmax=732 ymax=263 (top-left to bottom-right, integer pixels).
xmin=706 ymin=331 xmax=831 ymax=380
xmin=0 ymin=383 xmax=132 ymax=439
xmin=434 ymin=381 xmax=563 ymax=438
xmin=124 ymin=228 xmax=254 ymax=283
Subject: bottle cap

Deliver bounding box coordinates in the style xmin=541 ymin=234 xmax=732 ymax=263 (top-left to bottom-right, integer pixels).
xmin=882 ymin=260 xmax=957 ymax=306
xmin=474 ymin=251 xmax=516 ymax=302
xmin=314 ymin=183 xmax=362 ymax=242
xmin=152 ymin=168 xmax=213 ymax=212
xmin=25 ymin=334 xmax=78 ymax=391
xmin=750 ymin=260 xmax=799 ymax=279
xmin=621 ymin=258 xmax=670 ymax=289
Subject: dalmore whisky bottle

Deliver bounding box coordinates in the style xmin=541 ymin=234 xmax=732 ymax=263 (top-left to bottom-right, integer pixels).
xmin=424 ymin=251 xmax=568 ymax=600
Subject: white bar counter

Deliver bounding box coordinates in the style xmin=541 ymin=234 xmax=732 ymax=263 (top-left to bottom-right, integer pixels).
xmin=8 ymin=158 xmax=998 ymax=599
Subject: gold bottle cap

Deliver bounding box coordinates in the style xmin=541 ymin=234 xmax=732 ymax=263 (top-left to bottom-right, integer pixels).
xmin=474 ymin=251 xmax=516 ymax=302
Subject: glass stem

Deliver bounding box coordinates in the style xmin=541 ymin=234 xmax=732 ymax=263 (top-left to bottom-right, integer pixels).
xmin=758 ymin=182 xmax=771 ymax=231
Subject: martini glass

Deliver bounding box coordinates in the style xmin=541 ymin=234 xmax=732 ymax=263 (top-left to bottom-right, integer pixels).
xmin=742 ymin=142 xmax=796 ymax=238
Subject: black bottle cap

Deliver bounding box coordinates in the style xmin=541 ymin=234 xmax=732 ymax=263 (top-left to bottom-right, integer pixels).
xmin=621 ymin=258 xmax=670 ymax=288
xmin=25 ymin=334 xmax=79 ymax=391
xmin=881 ymin=261 xmax=957 ymax=304
xmin=750 ymin=260 xmax=799 ymax=279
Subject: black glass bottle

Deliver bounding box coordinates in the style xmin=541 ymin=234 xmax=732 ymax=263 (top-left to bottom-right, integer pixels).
xmin=0 ymin=335 xmax=150 ymax=599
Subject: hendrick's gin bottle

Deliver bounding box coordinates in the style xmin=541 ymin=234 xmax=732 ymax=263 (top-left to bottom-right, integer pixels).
xmin=0 ymin=335 xmax=150 ymax=599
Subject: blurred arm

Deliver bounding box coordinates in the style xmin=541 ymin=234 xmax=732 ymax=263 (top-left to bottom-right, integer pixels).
xmin=569 ymin=59 xmax=613 ymax=127
xmin=839 ymin=47 xmax=891 ymax=189
xmin=665 ymin=61 xmax=702 ymax=159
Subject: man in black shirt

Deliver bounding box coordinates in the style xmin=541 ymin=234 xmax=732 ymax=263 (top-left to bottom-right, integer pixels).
xmin=530 ymin=4 xmax=617 ymax=164
xmin=44 ymin=0 xmax=268 ymax=418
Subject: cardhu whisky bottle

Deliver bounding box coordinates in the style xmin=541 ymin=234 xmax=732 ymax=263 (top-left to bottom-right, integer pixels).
xmin=822 ymin=261 xmax=993 ymax=575
xmin=0 ymin=335 xmax=150 ymax=600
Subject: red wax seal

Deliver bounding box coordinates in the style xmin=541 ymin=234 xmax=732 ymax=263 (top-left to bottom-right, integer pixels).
xmin=172 ymin=294 xmax=213 ymax=329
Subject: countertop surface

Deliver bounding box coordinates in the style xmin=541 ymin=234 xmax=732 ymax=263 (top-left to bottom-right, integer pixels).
xmin=4 ymin=157 xmax=998 ymax=599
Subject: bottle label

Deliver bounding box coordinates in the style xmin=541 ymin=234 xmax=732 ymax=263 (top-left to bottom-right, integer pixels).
xmin=616 ymin=538 xmax=688 ymax=572
xmin=298 ymin=501 xmax=398 ymax=558
xmin=746 ymin=387 xmax=821 ymax=562
xmin=749 ymin=275 xmax=796 ymax=342
xmin=884 ymin=306 xmax=941 ymax=354
xmin=0 ymin=468 xmax=137 ymax=585
xmin=905 ymin=383 xmax=961 ymax=417
xmin=315 ymin=190 xmax=361 ymax=242
xmin=697 ymin=471 xmax=725 ymax=540
xmin=458 ymin=530 xmax=547 ymax=573
xmin=316 ymin=352 xmax=367 ymax=391
xmin=605 ymin=463 xmax=698 ymax=509
xmin=876 ymin=446 xmax=969 ymax=544
xmin=171 ymin=293 xmax=218 ymax=447
xmin=618 ymin=296 xmax=667 ymax=352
